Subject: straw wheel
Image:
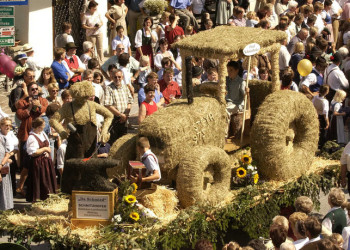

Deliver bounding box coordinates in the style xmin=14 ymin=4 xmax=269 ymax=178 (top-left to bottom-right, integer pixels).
xmin=176 ymin=145 xmax=231 ymax=208
xmin=250 ymin=90 xmax=319 ymax=181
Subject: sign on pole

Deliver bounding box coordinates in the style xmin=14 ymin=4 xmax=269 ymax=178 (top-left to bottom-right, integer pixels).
xmin=0 ymin=4 xmax=14 ymax=46
xmin=0 ymin=0 xmax=28 ymax=6
xmin=0 ymin=17 xmax=14 ymax=26
xmin=0 ymin=26 xmax=14 ymax=36
xmin=0 ymin=36 xmax=14 ymax=46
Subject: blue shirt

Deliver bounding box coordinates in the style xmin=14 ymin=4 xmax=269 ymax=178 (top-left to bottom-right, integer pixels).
xmin=170 ymin=0 xmax=191 ymax=9
xmin=125 ymin=0 xmax=142 ymax=12
xmin=51 ymin=60 xmax=69 ymax=89
xmin=138 ymin=88 xmax=163 ymax=106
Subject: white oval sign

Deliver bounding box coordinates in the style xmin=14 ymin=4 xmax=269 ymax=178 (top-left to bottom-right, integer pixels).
xmin=243 ymin=43 xmax=260 ymax=56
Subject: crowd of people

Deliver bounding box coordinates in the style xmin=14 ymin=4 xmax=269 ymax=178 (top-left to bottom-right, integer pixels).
xmin=194 ymin=189 xmax=350 ymax=250
xmin=1 ymin=0 xmax=350 ymax=247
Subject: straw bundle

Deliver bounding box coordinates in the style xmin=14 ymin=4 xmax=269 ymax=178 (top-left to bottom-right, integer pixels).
xmin=176 ymin=145 xmax=232 ymax=208
xmin=108 ymin=133 xmax=138 ymax=178
xmin=249 ymin=80 xmax=274 ymax=121
xmin=139 ymin=97 xmax=227 ymax=180
xmin=30 ymin=196 xmax=70 ymax=216
xmin=141 ymin=185 xmax=178 ymax=220
xmin=250 ymin=90 xmax=319 ymax=181
xmin=193 ymin=82 xmax=219 ymax=98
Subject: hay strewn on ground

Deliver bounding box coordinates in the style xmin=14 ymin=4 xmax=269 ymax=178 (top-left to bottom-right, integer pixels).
xmin=251 ymin=90 xmax=319 ymax=181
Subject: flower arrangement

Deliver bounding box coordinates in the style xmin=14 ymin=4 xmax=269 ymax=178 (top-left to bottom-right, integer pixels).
xmin=143 ymin=0 xmax=168 ymax=16
xmin=232 ymin=154 xmax=259 ymax=189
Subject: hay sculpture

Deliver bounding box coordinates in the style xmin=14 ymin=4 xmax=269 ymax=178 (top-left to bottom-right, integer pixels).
xmin=249 ymin=80 xmax=274 ymax=121
xmin=137 ymin=97 xmax=227 ymax=181
xmin=107 ymin=133 xmax=138 ymax=178
xmin=176 ymin=145 xmax=232 ymax=208
xmin=251 ymin=90 xmax=319 ymax=181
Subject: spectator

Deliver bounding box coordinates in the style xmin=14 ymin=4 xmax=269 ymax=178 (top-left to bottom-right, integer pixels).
xmin=158 ymin=68 xmax=181 ymax=104
xmin=104 ymin=69 xmax=133 ymax=144
xmin=165 ymin=14 xmax=185 ymax=47
xmin=229 ymin=6 xmax=246 ymax=27
xmin=322 ymin=188 xmax=347 ymax=234
xmin=54 ymin=22 xmax=74 ymax=48
xmin=138 ymin=84 xmax=158 ymax=123
xmin=280 ymin=39 xmax=291 ymax=71
xmin=295 ymin=196 xmax=313 ymax=214
xmin=276 ymin=0 xmax=289 ymax=16
xmin=138 ymin=55 xmax=152 ymax=88
xmin=0 ymin=117 xmax=16 ymax=210
xmin=216 ymin=0 xmax=233 ymax=25
xmin=80 ymin=41 xmax=94 ymax=66
xmin=341 ymin=203 xmax=350 ymax=249
xmin=14 ymin=54 xmax=28 ymax=81
xmin=258 ymin=67 xmax=271 ymax=81
xmin=324 ymin=52 xmax=349 ymax=102
xmin=154 ymin=38 xmax=179 ymax=71
xmin=247 ymin=239 xmax=266 ymax=250
xmin=61 ymin=89 xmax=72 ymax=104
xmin=184 ymin=25 xmax=194 ymax=36
xmin=23 ymin=44 xmax=43 ymax=80
xmin=25 ymin=117 xmax=57 ymax=202
xmin=37 ymin=67 xmax=57 ymax=99
xmin=125 ymin=0 xmax=143 ymax=49
xmin=328 ymin=89 xmax=347 ymax=144
xmin=138 ymin=72 xmax=164 ymax=106
xmin=170 ymin=0 xmax=199 ymax=32
xmin=111 ymin=25 xmax=131 ymax=56
xmin=87 ymin=58 xmax=100 ymax=71
xmin=288 ymin=28 xmax=308 ymax=55
xmin=293 ymin=220 xmax=309 ymax=249
xmin=156 ymin=11 xmax=170 ymax=42
xmin=246 ymin=11 xmax=259 ymax=27
xmin=329 ymin=233 xmax=343 ymax=249
xmin=280 ymin=242 xmax=296 ymax=250
xmin=226 ymin=60 xmax=246 ymax=115
xmin=301 ymin=216 xmax=322 ymax=249
xmin=105 ymin=0 xmax=128 ymax=54
xmin=101 ymin=43 xmax=139 ymax=81
xmin=51 ymin=48 xmax=70 ymax=89
xmin=63 ymin=42 xmax=86 ymax=85
xmin=135 ymin=17 xmax=157 ymax=68
xmin=82 ymin=0 xmax=104 ymax=65
xmin=118 ymin=53 xmax=135 ymax=96
xmin=270 ymin=224 xmax=287 ymax=249
xmin=289 ymin=42 xmax=305 ymax=85
xmin=12 ymin=68 xmax=35 ymax=112
xmin=203 ymin=67 xmax=218 ymax=83
xmin=46 ymin=83 xmax=63 ymax=106
xmin=281 ymin=67 xmax=298 ymax=91
xmin=313 ymin=85 xmax=330 ymax=149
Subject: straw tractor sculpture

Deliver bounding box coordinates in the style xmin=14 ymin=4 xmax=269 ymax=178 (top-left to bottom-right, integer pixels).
xmin=108 ymin=26 xmax=319 ymax=208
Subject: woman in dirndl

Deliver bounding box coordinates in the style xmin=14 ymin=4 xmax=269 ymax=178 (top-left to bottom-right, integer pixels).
xmin=25 ymin=117 xmax=57 ymax=202
xmin=0 ymin=117 xmax=16 ymax=210
xmin=135 ymin=17 xmax=158 ymax=68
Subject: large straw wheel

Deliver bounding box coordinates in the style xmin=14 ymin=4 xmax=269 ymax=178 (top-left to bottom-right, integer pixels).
xmin=176 ymin=145 xmax=231 ymax=208
xmin=251 ymin=90 xmax=319 ymax=181
xmin=107 ymin=133 xmax=138 ymax=178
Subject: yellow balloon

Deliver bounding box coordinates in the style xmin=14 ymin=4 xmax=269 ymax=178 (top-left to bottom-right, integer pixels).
xmin=297 ymin=59 xmax=313 ymax=77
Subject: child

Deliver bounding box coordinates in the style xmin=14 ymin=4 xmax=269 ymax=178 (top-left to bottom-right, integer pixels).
xmin=246 ymin=11 xmax=259 ymax=27
xmin=131 ymin=137 xmax=161 ymax=183
xmin=281 ymin=67 xmax=298 ymax=91
xmin=328 ymin=89 xmax=347 ymax=145
xmin=185 ymin=25 xmax=194 ymax=37
xmin=322 ymin=188 xmax=347 ymax=235
xmin=14 ymin=54 xmax=28 ymax=80
xmin=313 ymin=85 xmax=329 ymax=149
xmin=118 ymin=53 xmax=135 ymax=96
xmin=138 ymin=55 xmax=152 ymax=88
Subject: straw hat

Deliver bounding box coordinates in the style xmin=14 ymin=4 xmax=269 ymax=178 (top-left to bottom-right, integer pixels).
xmin=22 ymin=44 xmax=33 ymax=53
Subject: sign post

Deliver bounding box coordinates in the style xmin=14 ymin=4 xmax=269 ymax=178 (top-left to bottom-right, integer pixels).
xmin=0 ymin=5 xmax=14 ymax=46
xmin=240 ymin=43 xmax=260 ymax=145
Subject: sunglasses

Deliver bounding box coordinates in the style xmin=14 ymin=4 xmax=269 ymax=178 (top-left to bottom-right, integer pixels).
xmin=31 ymin=88 xmax=38 ymax=91
xmin=117 ymin=48 xmax=125 ymax=50
xmin=114 ymin=76 xmax=122 ymax=79
xmin=52 ymin=90 xmax=58 ymax=93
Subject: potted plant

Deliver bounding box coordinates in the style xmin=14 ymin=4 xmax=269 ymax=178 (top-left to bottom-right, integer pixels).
xmin=142 ymin=0 xmax=168 ymax=16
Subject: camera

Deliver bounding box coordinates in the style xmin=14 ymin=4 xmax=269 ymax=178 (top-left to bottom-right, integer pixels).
xmin=33 ymin=95 xmax=39 ymax=100
xmin=94 ymin=23 xmax=99 ymax=28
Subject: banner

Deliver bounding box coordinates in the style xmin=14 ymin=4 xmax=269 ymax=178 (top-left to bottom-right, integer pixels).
xmin=0 ymin=0 xmax=28 ymax=6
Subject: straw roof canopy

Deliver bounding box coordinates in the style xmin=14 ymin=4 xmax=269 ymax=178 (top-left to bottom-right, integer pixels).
xmin=174 ymin=26 xmax=287 ymax=59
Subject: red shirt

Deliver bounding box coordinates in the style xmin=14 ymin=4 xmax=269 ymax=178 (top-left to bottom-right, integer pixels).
xmin=158 ymin=79 xmax=181 ymax=104
xmin=142 ymin=101 xmax=158 ymax=116
xmin=165 ymin=25 xmax=184 ymax=46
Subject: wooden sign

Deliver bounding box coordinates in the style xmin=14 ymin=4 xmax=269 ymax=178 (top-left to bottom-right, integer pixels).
xmin=71 ymin=189 xmax=118 ymax=228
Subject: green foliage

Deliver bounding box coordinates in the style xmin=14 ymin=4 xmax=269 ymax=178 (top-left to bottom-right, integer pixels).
xmin=0 ymin=165 xmax=340 ymax=249
xmin=320 ymin=140 xmax=344 ymax=160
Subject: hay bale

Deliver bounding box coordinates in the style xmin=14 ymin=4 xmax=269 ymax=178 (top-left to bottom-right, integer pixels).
xmin=139 ymin=97 xmax=227 ymax=180
xmin=249 ymin=80 xmax=274 ymax=122
xmin=108 ymin=133 xmax=138 ymax=178
xmin=251 ymin=90 xmax=319 ymax=181
xmin=193 ymin=82 xmax=220 ymax=98
xmin=176 ymin=145 xmax=232 ymax=208
xmin=140 ymin=185 xmax=178 ymax=219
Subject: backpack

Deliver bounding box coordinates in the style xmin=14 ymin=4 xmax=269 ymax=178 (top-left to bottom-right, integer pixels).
xmin=8 ymin=85 xmax=23 ymax=112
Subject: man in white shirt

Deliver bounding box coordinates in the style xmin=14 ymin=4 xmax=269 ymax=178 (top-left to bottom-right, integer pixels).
xmin=279 ymin=39 xmax=291 ymax=71
xmin=54 ymin=22 xmax=74 ymax=48
xmin=302 ymin=217 xmax=322 ymax=249
xmin=23 ymin=44 xmax=43 ymax=81
xmin=111 ymin=26 xmax=131 ymax=56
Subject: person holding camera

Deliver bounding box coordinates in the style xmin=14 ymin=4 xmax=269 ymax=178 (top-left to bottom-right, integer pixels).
xmin=82 ymin=0 xmax=104 ymax=65
xmin=16 ymin=83 xmax=49 ymax=196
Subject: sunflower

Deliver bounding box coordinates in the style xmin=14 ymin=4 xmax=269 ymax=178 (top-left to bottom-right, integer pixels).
xmin=124 ymin=195 xmax=136 ymax=204
xmin=241 ymin=154 xmax=252 ymax=164
xmin=236 ymin=167 xmax=247 ymax=178
xmin=131 ymin=183 xmax=138 ymax=194
xmin=254 ymin=174 xmax=259 ymax=184
xmin=130 ymin=212 xmax=140 ymax=221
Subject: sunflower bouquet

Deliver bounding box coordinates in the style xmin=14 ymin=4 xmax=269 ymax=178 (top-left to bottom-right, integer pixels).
xmin=231 ymin=154 xmax=259 ymax=189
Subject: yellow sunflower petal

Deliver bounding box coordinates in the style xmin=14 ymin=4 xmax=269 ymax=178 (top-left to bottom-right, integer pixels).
xmin=241 ymin=154 xmax=252 ymax=164
xmin=254 ymin=174 xmax=259 ymax=184
xmin=124 ymin=195 xmax=137 ymax=204
xmin=236 ymin=167 xmax=247 ymax=178
xmin=130 ymin=212 xmax=140 ymax=221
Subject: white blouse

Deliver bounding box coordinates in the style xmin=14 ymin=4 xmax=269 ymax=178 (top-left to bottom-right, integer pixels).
xmin=82 ymin=11 xmax=103 ymax=36
xmin=26 ymin=131 xmax=49 ymax=156
xmin=154 ymin=51 xmax=174 ymax=69
xmin=135 ymin=28 xmax=157 ymax=48
xmin=3 ymin=131 xmax=18 ymax=152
